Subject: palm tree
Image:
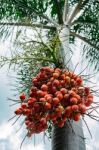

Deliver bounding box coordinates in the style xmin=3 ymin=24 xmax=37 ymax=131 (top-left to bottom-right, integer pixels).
xmin=0 ymin=0 xmax=98 ymax=150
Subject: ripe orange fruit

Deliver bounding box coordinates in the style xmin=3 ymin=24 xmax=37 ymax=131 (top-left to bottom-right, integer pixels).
xmin=64 ymin=106 xmax=72 ymax=117
xmin=54 ymin=68 xmax=61 ymax=74
xmin=21 ymin=103 xmax=27 ymax=109
xmin=41 ymin=84 xmax=48 ymax=91
xmin=53 ymin=72 xmax=60 ymax=78
xmin=53 ymin=79 xmax=60 ymax=86
xmin=23 ymin=109 xmax=31 ymax=116
xmin=84 ymin=87 xmax=90 ymax=94
xmin=60 ymin=88 xmax=67 ymax=95
xmin=73 ymin=113 xmax=81 ymax=121
xmin=76 ymin=77 xmax=82 ymax=85
xmin=58 ymin=121 xmax=64 ymax=128
xmin=65 ymin=76 xmax=70 ymax=83
xmin=60 ymin=80 xmax=66 ymax=86
xmin=20 ymin=93 xmax=26 ymax=101
xmin=56 ymin=93 xmax=63 ymax=101
xmin=72 ymin=105 xmax=78 ymax=111
xmin=50 ymin=86 xmax=57 ymax=93
xmin=78 ymin=104 xmax=86 ymax=113
xmin=37 ymin=90 xmax=46 ymax=97
xmin=15 ymin=108 xmax=22 ymax=115
xmin=53 ymin=97 xmax=60 ymax=105
xmin=64 ymin=94 xmax=69 ymax=100
xmin=70 ymin=97 xmax=78 ymax=104
xmin=44 ymin=102 xmax=51 ymax=110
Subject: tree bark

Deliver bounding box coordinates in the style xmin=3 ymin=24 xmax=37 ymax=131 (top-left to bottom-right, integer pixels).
xmin=52 ymin=121 xmax=86 ymax=150
xmin=51 ymin=26 xmax=86 ymax=150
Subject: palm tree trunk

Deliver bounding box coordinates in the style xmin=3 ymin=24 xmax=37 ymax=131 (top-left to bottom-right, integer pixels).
xmin=52 ymin=121 xmax=86 ymax=150
xmin=51 ymin=26 xmax=86 ymax=150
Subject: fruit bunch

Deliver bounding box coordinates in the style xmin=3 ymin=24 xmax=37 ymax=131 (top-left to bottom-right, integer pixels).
xmin=14 ymin=67 xmax=93 ymax=137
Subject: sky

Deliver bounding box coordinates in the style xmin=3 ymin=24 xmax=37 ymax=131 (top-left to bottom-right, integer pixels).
xmin=0 ymin=40 xmax=99 ymax=150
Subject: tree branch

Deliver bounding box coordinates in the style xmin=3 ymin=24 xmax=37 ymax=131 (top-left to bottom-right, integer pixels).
xmin=14 ymin=0 xmax=58 ymax=27
xmin=39 ymin=14 xmax=59 ymax=27
xmin=67 ymin=0 xmax=89 ymax=25
xmin=0 ymin=22 xmax=56 ymax=30
xmin=54 ymin=0 xmax=63 ymax=24
xmin=71 ymin=20 xmax=97 ymax=26
xmin=70 ymin=31 xmax=99 ymax=51
xmin=63 ymin=0 xmax=69 ymax=23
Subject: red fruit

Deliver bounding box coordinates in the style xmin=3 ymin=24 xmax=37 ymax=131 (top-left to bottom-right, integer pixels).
xmin=60 ymin=74 xmax=65 ymax=80
xmin=53 ymin=120 xmax=57 ymax=125
xmin=56 ymin=106 xmax=64 ymax=113
xmin=64 ymin=71 xmax=69 ymax=76
xmin=29 ymin=91 xmax=37 ymax=97
xmin=68 ymin=71 xmax=73 ymax=77
xmin=37 ymin=90 xmax=46 ymax=97
xmin=15 ymin=108 xmax=22 ymax=115
xmin=53 ymin=79 xmax=60 ymax=86
xmin=85 ymin=101 xmax=92 ymax=107
xmin=72 ymin=105 xmax=78 ymax=111
xmin=44 ymin=102 xmax=51 ymax=110
xmin=30 ymin=87 xmax=37 ymax=92
xmin=50 ymin=113 xmax=57 ymax=120
xmin=44 ymin=66 xmax=51 ymax=72
xmin=71 ymin=88 xmax=77 ymax=93
xmin=85 ymin=97 xmax=93 ymax=107
xmin=88 ymin=94 xmax=93 ymax=99
xmin=64 ymin=94 xmax=69 ymax=100
xmin=28 ymin=100 xmax=35 ymax=107
xmin=53 ymin=72 xmax=60 ymax=78
xmin=65 ymin=76 xmax=70 ymax=83
xmin=32 ymin=78 xmax=38 ymax=84
xmin=78 ymin=87 xmax=85 ymax=94
xmin=50 ymin=86 xmax=57 ymax=93
xmin=49 ymin=68 xmax=54 ymax=73
xmin=25 ymin=120 xmax=31 ymax=126
xmin=64 ymin=106 xmax=72 ymax=117
xmin=74 ymin=94 xmax=81 ymax=101
xmin=70 ymin=97 xmax=78 ymax=104
xmin=58 ymin=121 xmax=65 ymax=128
xmin=79 ymin=104 xmax=86 ymax=113
xmin=21 ymin=103 xmax=27 ymax=109
xmin=87 ymin=97 xmax=93 ymax=104
xmin=39 ymin=72 xmax=46 ymax=78
xmin=50 ymin=77 xmax=54 ymax=82
xmin=57 ymin=93 xmax=63 ymax=101
xmin=54 ymin=68 xmax=61 ymax=74
xmin=60 ymin=80 xmax=66 ymax=86
xmin=76 ymin=77 xmax=82 ymax=85
xmin=71 ymin=79 xmax=76 ymax=86
xmin=41 ymin=84 xmax=48 ymax=91
xmin=40 ymin=118 xmax=47 ymax=125
xmin=34 ymin=103 xmax=40 ymax=111
xmin=47 ymin=82 xmax=52 ymax=87
xmin=55 ymin=91 xmax=62 ymax=96
xmin=20 ymin=93 xmax=26 ymax=101
xmin=53 ymin=97 xmax=60 ymax=105
xmin=46 ymin=96 xmax=53 ymax=103
xmin=60 ymin=88 xmax=67 ymax=95
xmin=84 ymin=87 xmax=90 ymax=94
xmin=39 ymin=97 xmax=46 ymax=102
xmin=23 ymin=109 xmax=31 ymax=115
xmin=69 ymin=90 xmax=76 ymax=97
xmin=73 ymin=113 xmax=81 ymax=121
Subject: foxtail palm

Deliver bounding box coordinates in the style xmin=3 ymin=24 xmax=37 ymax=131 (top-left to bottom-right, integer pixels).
xmin=0 ymin=0 xmax=98 ymax=150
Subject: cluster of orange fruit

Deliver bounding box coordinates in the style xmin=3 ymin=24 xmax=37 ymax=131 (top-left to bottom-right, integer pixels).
xmin=15 ymin=67 xmax=93 ymax=137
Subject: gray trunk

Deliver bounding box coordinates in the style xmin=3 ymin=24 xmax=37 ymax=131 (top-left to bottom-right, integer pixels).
xmin=51 ymin=26 xmax=86 ymax=150
xmin=52 ymin=121 xmax=86 ymax=150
